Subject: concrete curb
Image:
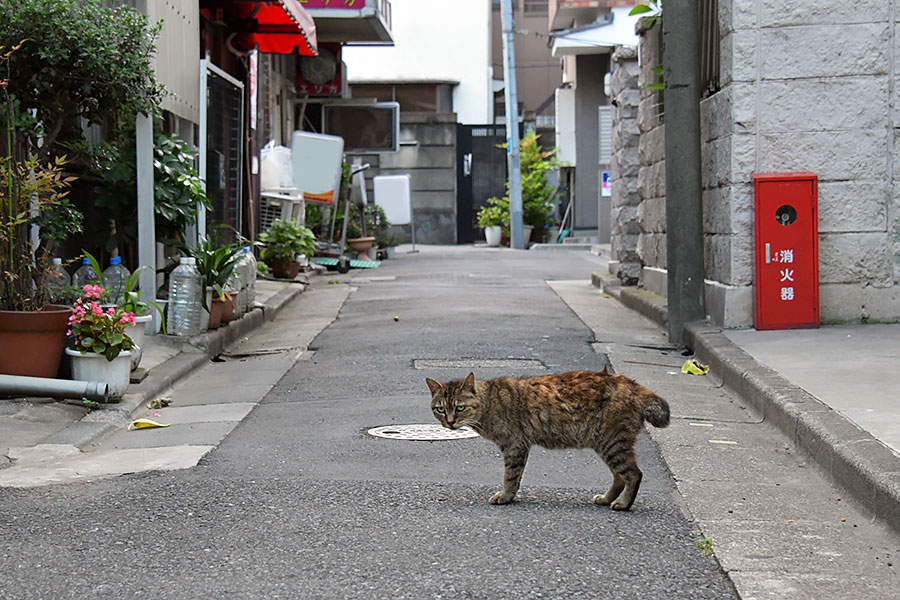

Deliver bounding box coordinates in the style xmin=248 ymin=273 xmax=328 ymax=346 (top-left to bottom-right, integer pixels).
xmin=593 ymin=271 xmax=667 ymax=326
xmin=47 ymin=281 xmax=308 ymax=451
xmin=591 ymin=272 xmax=900 ymax=534
xmin=685 ymin=322 xmax=900 ymax=535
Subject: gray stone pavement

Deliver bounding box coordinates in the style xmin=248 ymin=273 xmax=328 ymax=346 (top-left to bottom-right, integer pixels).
xmin=0 ymin=275 xmax=321 ymax=484
xmin=592 ymin=264 xmax=900 ymax=537
xmin=552 ymin=276 xmax=899 ymax=598
xmin=2 ymin=244 xmax=899 ymax=598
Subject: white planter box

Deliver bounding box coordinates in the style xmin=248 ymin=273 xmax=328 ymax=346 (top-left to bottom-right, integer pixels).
xmin=66 ymin=348 xmax=133 ymax=399
xmin=124 ymin=313 xmax=153 ymax=370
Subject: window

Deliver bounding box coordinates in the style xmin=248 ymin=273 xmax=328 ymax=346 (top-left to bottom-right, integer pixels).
xmin=523 ymin=0 xmax=548 ymax=14
xmin=350 ymin=83 xmax=453 ymax=114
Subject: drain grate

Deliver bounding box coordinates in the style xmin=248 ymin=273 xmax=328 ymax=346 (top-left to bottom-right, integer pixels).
xmin=367 ymin=424 xmax=480 ymax=441
xmin=414 ymin=359 xmax=545 ymax=370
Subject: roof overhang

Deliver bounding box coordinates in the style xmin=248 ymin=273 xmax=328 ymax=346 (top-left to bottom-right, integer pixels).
xmin=201 ymin=0 xmax=318 ymax=56
xmin=550 ymin=7 xmax=639 ymax=57
xmin=305 ymin=0 xmax=393 ymax=45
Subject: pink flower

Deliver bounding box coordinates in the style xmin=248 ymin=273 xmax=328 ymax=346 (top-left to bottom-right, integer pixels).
xmin=119 ymin=312 xmax=136 ymax=326
xmin=90 ymin=303 xmax=103 ymax=317
xmin=82 ymin=284 xmax=102 ymax=299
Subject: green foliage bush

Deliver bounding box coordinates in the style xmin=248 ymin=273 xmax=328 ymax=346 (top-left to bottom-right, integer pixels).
xmin=259 ymin=219 xmax=316 ymax=265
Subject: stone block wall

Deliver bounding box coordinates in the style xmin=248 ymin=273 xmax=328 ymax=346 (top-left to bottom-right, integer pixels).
xmin=610 ymin=46 xmax=641 ymax=284
xmin=355 ymin=113 xmax=458 ymax=244
xmin=621 ymin=2 xmax=900 ymax=326
xmin=711 ymin=0 xmax=900 ymax=323
xmin=636 ymin=22 xmax=668 ymax=279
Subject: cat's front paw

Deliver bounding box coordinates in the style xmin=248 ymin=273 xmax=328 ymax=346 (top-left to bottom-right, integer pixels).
xmin=490 ymin=491 xmax=515 ymax=505
xmin=610 ymin=499 xmax=632 ymax=511
xmin=593 ymin=493 xmax=613 ymax=506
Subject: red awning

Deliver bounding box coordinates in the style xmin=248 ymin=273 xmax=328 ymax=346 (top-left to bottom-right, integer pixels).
xmin=202 ymin=0 xmax=318 ymax=56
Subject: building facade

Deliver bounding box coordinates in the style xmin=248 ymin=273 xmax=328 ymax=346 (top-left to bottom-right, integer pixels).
xmin=610 ymin=0 xmax=900 ymax=327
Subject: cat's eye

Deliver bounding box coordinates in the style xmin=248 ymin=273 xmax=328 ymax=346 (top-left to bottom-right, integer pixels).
xmin=456 ymin=405 xmax=466 ymax=412
xmin=434 ymin=406 xmax=445 ymax=414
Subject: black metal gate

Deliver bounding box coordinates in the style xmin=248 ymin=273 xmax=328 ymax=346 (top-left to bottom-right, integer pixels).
xmin=456 ymin=124 xmax=509 ymax=243
xmin=205 ymin=67 xmax=244 ymax=241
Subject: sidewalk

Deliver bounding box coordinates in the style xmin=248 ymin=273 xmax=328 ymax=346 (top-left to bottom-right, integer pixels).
xmin=0 ymin=275 xmax=312 ymax=472
xmin=593 ymin=268 xmax=900 ymax=534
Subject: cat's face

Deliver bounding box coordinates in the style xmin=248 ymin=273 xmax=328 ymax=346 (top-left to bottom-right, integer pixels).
xmin=426 ymin=372 xmax=481 ymax=430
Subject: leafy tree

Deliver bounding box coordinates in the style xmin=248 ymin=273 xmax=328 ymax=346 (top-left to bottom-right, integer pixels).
xmin=517 ymin=130 xmax=559 ymax=234
xmin=0 ymin=0 xmax=162 ymax=164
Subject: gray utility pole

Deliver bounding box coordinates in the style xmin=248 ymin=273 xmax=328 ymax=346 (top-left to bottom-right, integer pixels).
xmin=663 ymin=1 xmax=705 ymax=345
xmin=500 ymin=0 xmax=524 ymax=249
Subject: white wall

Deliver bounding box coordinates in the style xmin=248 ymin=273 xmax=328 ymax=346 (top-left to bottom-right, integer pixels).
xmin=342 ymin=0 xmax=492 ymax=125
xmin=145 ymin=0 xmax=200 ymax=124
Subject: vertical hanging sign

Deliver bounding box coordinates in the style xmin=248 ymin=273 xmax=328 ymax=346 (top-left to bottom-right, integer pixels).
xmin=249 ymin=49 xmax=258 ymax=131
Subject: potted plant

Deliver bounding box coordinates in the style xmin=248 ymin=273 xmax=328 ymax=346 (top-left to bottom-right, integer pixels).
xmin=259 ymin=219 xmax=315 ymax=279
xmin=477 ymin=198 xmax=508 ymax=247
xmin=519 ymin=130 xmax=559 ymax=242
xmin=375 ymin=231 xmax=402 ymax=259
xmin=1 ymin=0 xmax=161 ymax=376
xmin=0 ymin=152 xmax=80 ymax=377
xmin=490 ymin=131 xmax=559 ymax=245
xmin=188 ymin=237 xmax=243 ymax=330
xmin=65 ymin=285 xmax=136 ymax=399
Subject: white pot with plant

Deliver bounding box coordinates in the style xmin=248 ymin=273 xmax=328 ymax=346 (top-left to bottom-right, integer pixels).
xmin=477 ymin=198 xmax=508 ymax=247
xmin=65 ymin=285 xmax=136 ymax=399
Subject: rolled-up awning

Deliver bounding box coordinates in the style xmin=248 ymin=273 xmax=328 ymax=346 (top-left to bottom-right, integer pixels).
xmin=201 ymin=0 xmax=318 ymax=56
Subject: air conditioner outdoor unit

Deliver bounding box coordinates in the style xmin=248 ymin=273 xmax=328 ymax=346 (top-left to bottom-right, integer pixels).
xmin=259 ymin=190 xmax=305 ymax=233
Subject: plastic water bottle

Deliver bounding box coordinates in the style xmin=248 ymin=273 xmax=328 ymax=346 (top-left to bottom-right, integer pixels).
xmin=102 ymin=256 xmax=131 ymax=305
xmin=167 ymin=256 xmax=203 ymax=336
xmin=242 ymin=247 xmax=257 ymax=309
xmin=226 ymin=268 xmax=243 ymax=318
xmin=45 ymin=258 xmax=71 ymax=301
xmin=72 ymin=257 xmax=99 ymax=291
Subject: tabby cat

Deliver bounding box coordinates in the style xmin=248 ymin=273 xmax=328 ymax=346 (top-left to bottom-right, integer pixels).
xmin=426 ymin=368 xmax=670 ymax=511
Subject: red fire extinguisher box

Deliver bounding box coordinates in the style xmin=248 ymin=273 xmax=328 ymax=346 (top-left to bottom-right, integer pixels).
xmin=752 ymin=172 xmax=819 ymax=330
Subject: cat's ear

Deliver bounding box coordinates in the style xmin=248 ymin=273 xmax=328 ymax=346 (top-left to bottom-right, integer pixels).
xmin=462 ymin=372 xmax=476 ymax=390
xmin=600 ymin=366 xmax=609 ymax=375
xmin=425 ymin=378 xmax=442 ymax=395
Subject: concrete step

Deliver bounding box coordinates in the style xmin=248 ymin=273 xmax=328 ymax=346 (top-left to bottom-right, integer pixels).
xmin=529 ymin=243 xmax=594 ymax=252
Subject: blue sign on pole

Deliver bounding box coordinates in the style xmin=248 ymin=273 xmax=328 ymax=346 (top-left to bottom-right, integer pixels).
xmin=601 ymin=171 xmax=612 ymax=197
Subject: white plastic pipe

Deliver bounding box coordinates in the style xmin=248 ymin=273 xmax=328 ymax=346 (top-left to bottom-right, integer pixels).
xmin=0 ymin=375 xmax=109 ymax=403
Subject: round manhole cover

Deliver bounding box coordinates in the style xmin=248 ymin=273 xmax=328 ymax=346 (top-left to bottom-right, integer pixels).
xmin=367 ymin=424 xmax=480 ymax=441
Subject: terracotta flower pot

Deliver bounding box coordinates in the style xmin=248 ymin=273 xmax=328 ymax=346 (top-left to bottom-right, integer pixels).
xmin=0 ymin=305 xmax=73 ymax=378
xmin=347 ymin=236 xmax=376 ymax=260
xmin=208 ymin=296 xmax=227 ymax=330
xmin=220 ymin=293 xmax=235 ymax=324
xmin=270 ymin=258 xmax=301 ymax=279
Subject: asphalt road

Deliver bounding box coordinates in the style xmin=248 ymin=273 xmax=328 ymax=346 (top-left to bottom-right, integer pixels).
xmin=0 ymin=247 xmax=735 ymax=599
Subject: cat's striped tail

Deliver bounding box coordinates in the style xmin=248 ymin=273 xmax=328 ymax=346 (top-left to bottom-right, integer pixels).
xmin=640 ymin=390 xmax=670 ymax=428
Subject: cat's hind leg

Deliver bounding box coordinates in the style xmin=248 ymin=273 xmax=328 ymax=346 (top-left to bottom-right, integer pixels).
xmin=490 ymin=443 xmax=530 ymax=505
xmin=594 ymin=443 xmax=642 ymax=511
xmin=592 ymin=470 xmax=624 ymax=507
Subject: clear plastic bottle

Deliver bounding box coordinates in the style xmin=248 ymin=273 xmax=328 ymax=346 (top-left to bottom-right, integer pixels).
xmin=167 ymin=256 xmax=203 ymax=336
xmin=226 ymin=268 xmax=244 ymax=318
xmin=72 ymin=257 xmax=99 ymax=291
xmin=242 ymin=247 xmax=257 ymax=309
xmin=45 ymin=257 xmax=71 ymax=302
xmin=102 ymin=256 xmax=131 ymax=305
